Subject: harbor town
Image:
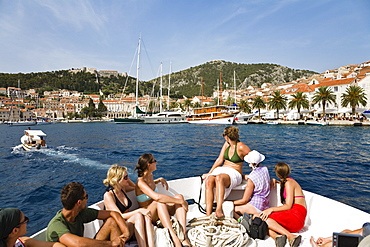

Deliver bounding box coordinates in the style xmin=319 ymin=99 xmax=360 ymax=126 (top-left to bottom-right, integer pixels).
xmin=1 ymin=60 xmax=370 ymax=126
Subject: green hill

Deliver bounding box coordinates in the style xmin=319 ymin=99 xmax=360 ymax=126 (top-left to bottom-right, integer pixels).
xmin=0 ymin=60 xmax=318 ymax=98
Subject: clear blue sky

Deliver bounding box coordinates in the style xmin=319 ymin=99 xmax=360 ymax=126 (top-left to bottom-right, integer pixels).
xmin=1 ymin=0 xmax=369 ymax=81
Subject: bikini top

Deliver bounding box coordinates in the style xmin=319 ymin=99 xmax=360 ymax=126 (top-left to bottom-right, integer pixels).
xmin=107 ymin=188 xmax=132 ymax=213
xmin=224 ymin=144 xmax=244 ymax=163
xmin=283 ymin=178 xmax=305 ymax=199
xmin=136 ymin=187 xmax=158 ymax=203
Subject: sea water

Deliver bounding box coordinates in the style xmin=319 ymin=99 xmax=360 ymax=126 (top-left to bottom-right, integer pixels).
xmin=0 ymin=122 xmax=369 ymax=235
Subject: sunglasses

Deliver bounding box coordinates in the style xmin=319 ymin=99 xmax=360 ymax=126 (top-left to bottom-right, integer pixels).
xmin=80 ymin=194 xmax=89 ymax=200
xmin=149 ymin=159 xmax=157 ymax=164
xmin=16 ymin=216 xmax=29 ymax=228
xmin=123 ymin=174 xmax=129 ymax=180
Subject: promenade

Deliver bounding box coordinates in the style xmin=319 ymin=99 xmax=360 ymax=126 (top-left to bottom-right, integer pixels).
xmin=249 ymin=119 xmax=370 ymax=126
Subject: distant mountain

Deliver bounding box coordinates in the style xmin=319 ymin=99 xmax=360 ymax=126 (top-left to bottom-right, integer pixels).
xmin=147 ymin=60 xmax=318 ymax=98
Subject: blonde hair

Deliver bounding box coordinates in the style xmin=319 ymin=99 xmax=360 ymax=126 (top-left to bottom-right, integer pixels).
xmin=103 ymin=164 xmax=128 ymax=188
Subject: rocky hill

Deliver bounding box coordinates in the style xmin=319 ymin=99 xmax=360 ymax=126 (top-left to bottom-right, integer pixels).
xmin=149 ymin=60 xmax=318 ymax=98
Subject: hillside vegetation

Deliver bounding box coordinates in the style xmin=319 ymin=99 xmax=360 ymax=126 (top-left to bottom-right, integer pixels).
xmin=0 ymin=60 xmax=318 ymax=98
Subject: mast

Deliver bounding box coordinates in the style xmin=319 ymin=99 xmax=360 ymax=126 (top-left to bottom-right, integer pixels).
xmin=135 ymin=36 xmax=141 ymax=106
xmin=219 ymin=72 xmax=223 ymax=105
xmin=217 ymin=79 xmax=220 ymax=105
xmin=233 ymin=70 xmax=236 ymax=105
xmin=201 ymin=77 xmax=204 ymax=107
xmin=160 ymin=62 xmax=163 ymax=113
xmin=168 ymin=61 xmax=171 ymax=110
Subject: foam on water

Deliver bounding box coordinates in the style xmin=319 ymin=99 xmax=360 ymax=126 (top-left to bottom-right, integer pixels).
xmin=38 ymin=146 xmax=111 ymax=170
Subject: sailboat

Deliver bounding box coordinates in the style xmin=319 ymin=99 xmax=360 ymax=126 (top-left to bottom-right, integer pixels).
xmin=143 ymin=62 xmax=187 ymax=124
xmin=114 ymin=37 xmax=144 ymax=124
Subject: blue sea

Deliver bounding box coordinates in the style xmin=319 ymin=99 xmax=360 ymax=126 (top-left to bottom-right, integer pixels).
xmin=1 ymin=122 xmax=370 ymax=235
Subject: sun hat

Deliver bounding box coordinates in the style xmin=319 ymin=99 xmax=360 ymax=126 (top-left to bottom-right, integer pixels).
xmin=244 ymin=150 xmax=265 ymax=164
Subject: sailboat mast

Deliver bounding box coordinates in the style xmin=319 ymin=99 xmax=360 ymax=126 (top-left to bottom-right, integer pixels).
xmin=201 ymin=77 xmax=204 ymax=107
xmin=168 ymin=61 xmax=171 ymax=110
xmin=135 ymin=37 xmax=141 ymax=106
xmin=160 ymin=62 xmax=163 ymax=113
xmin=219 ymin=72 xmax=223 ymax=105
xmin=233 ymin=70 xmax=236 ymax=104
xmin=217 ymin=79 xmax=220 ymax=105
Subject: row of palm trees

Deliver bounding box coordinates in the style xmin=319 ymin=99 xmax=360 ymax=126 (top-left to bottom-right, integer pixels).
xmin=242 ymin=85 xmax=367 ymax=119
xmin=146 ymin=85 xmax=367 ymax=120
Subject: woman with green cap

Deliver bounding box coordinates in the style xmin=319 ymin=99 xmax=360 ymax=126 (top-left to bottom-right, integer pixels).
xmin=0 ymin=208 xmax=64 ymax=247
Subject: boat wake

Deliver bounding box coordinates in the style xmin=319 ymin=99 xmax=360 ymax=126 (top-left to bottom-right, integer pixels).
xmin=12 ymin=145 xmax=111 ymax=170
xmin=39 ymin=146 xmax=111 ymax=170
xmin=11 ymin=144 xmax=25 ymax=153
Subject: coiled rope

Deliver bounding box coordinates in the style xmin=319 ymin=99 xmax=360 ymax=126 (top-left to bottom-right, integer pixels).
xmin=187 ymin=216 xmax=256 ymax=247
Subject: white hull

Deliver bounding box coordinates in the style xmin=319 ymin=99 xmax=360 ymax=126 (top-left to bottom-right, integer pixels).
xmin=187 ymin=116 xmax=235 ymax=125
xmin=31 ymin=176 xmax=370 ymax=246
xmin=7 ymin=121 xmax=37 ymax=126
xmin=234 ymin=112 xmax=255 ymax=125
xmin=306 ymin=121 xmax=328 ymax=126
xmin=22 ymin=143 xmax=48 ymax=151
xmin=143 ymin=112 xmax=187 ymax=124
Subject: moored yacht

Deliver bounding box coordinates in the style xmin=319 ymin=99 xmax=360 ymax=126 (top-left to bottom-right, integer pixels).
xmin=143 ymin=111 xmax=187 ymax=124
xmin=187 ymin=105 xmax=239 ymax=125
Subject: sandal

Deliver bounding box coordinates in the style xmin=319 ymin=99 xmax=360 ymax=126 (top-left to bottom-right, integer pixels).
xmin=275 ymin=235 xmax=287 ymax=247
xmin=289 ymin=235 xmax=302 ymax=247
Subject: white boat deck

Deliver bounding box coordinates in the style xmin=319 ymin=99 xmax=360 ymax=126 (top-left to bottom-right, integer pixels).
xmin=32 ymin=176 xmax=370 ymax=246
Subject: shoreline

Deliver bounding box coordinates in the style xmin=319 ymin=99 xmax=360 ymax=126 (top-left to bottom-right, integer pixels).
xmin=248 ymin=119 xmax=370 ymax=126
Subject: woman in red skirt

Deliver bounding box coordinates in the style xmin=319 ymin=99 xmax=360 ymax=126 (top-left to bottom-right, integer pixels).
xmin=259 ymin=162 xmax=307 ymax=247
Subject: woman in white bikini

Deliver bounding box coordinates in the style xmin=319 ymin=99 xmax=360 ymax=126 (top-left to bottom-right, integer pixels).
xmin=202 ymin=126 xmax=251 ymax=217
xmin=135 ymin=153 xmax=191 ymax=247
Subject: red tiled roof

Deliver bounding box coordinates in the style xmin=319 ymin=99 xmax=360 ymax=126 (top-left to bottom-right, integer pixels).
xmin=317 ymin=77 xmax=355 ymax=87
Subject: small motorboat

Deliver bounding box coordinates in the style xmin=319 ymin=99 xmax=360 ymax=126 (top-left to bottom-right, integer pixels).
xmin=305 ymin=121 xmax=328 ymax=126
xmin=20 ymin=129 xmax=47 ymax=151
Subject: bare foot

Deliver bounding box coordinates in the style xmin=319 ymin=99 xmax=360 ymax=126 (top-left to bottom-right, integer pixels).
xmin=310 ymin=236 xmax=319 ymax=247
xmin=215 ymin=210 xmax=224 ymax=218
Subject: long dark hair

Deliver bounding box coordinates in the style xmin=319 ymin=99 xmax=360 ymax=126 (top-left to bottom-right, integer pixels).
xmin=275 ymin=162 xmax=290 ymax=204
xmin=135 ymin=153 xmax=154 ymax=177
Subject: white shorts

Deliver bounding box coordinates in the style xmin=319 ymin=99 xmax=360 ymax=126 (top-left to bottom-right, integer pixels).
xmin=207 ymin=167 xmax=242 ymax=199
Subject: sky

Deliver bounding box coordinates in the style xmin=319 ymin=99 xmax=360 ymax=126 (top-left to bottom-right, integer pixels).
xmin=0 ymin=0 xmax=369 ymax=81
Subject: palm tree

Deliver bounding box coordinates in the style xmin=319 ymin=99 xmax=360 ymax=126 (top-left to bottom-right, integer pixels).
xmin=312 ymin=86 xmax=336 ymax=118
xmin=252 ymin=96 xmax=266 ymax=119
xmin=193 ymin=101 xmax=202 ymax=108
xmin=169 ymin=101 xmax=178 ymax=110
xmin=184 ymin=99 xmax=192 ymax=112
xmin=224 ymin=96 xmax=234 ymax=106
xmin=341 ymin=85 xmax=367 ymax=116
xmin=238 ymin=100 xmax=251 ymax=113
xmin=268 ymin=91 xmax=287 ymax=120
xmin=288 ymin=92 xmax=309 ymax=119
